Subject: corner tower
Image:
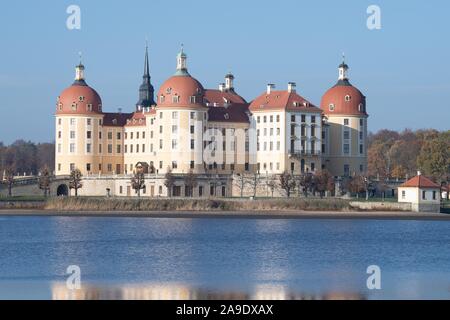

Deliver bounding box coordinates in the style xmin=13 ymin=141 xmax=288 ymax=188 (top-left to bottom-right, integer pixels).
xmin=55 ymin=58 xmax=104 ymax=176
xmin=320 ymin=57 xmax=368 ymax=177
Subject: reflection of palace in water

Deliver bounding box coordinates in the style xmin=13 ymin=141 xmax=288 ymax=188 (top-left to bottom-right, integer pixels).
xmin=51 ymin=283 xmax=365 ymax=300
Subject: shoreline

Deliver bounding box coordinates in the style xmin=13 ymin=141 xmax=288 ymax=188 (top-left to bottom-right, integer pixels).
xmin=1 ymin=209 xmax=449 ymax=221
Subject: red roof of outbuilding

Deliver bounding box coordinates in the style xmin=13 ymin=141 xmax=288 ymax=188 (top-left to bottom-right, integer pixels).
xmin=399 ymin=175 xmax=440 ymax=188
xmin=249 ymin=90 xmax=321 ymax=113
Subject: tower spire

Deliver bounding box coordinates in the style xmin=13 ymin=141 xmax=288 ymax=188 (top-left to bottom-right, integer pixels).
xmin=175 ymin=44 xmax=189 ymax=76
xmin=136 ymin=42 xmax=155 ymax=109
xmin=144 ymin=41 xmax=149 ymax=77
xmin=338 ymin=53 xmax=349 ymax=82
xmin=74 ymin=52 xmax=86 ymax=84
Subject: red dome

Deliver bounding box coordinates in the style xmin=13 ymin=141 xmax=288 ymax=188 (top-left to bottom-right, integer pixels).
xmin=56 ymin=82 xmax=102 ymax=115
xmin=321 ymin=82 xmax=367 ymax=116
xmin=157 ymin=75 xmax=205 ymax=108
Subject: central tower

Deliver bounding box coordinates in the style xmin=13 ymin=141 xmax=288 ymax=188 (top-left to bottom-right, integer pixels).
xmin=136 ymin=43 xmax=155 ymax=110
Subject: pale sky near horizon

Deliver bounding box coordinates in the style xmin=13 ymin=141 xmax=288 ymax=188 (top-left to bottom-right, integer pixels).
xmin=0 ymin=0 xmax=449 ymax=144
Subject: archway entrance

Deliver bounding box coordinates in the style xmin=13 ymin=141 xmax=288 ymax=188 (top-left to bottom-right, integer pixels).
xmin=57 ymin=184 xmax=69 ymax=197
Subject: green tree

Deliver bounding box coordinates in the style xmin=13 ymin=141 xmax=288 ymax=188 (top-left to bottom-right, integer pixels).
xmin=417 ymin=133 xmax=450 ymax=183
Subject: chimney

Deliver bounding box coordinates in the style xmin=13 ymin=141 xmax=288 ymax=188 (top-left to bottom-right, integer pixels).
xmin=219 ymin=83 xmax=226 ymax=92
xmin=267 ymin=83 xmax=275 ymax=95
xmin=288 ymin=82 xmax=296 ymax=93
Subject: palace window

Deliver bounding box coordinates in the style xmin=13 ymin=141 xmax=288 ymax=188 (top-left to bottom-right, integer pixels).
xmin=343 ymin=143 xmax=350 ymax=154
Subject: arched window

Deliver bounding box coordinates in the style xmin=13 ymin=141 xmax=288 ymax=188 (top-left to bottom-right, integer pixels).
xmin=358 ymin=103 xmax=364 ymax=112
xmin=345 ymin=95 xmax=351 ymax=102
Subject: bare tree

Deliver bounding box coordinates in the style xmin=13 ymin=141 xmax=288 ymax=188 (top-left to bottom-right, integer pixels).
xmin=314 ymin=170 xmax=334 ymax=198
xmin=279 ymin=171 xmax=296 ymax=198
xmin=266 ymin=175 xmax=278 ymax=198
xmin=184 ymin=170 xmax=198 ymax=197
xmin=248 ymin=172 xmax=262 ymax=198
xmin=298 ymin=173 xmax=313 ymax=197
xmin=131 ymin=171 xmax=146 ymax=197
xmin=164 ymin=167 xmax=175 ymax=197
xmin=347 ymin=175 xmax=366 ymax=199
xmin=233 ymin=174 xmax=248 ymax=198
xmin=3 ymin=167 xmax=15 ymax=197
xmin=38 ymin=166 xmax=52 ymax=197
xmin=69 ymin=168 xmax=83 ymax=197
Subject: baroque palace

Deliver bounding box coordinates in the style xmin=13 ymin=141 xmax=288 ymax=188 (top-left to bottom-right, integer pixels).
xmin=55 ymin=46 xmax=368 ymax=197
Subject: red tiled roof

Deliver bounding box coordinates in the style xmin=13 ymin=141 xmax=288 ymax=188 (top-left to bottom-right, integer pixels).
xmin=125 ymin=111 xmax=147 ymax=127
xmin=208 ymin=103 xmax=249 ymax=123
xmin=103 ymin=112 xmax=133 ymax=127
xmin=249 ymin=90 xmax=322 ymax=113
xmin=321 ymin=84 xmax=368 ymax=116
xmin=204 ymin=89 xmax=247 ymax=106
xmin=56 ymin=83 xmax=102 ymax=115
xmin=399 ymin=175 xmax=440 ymax=188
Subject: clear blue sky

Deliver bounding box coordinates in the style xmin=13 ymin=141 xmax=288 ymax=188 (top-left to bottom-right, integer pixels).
xmin=0 ymin=0 xmax=449 ymax=144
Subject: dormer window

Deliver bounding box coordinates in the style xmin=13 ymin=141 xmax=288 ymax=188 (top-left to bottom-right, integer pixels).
xmin=112 ymin=119 xmax=117 ymax=125
xmin=224 ymin=113 xmax=230 ymax=120
xmin=172 ymin=95 xmax=180 ymax=103
xmin=98 ymin=104 xmax=102 ymax=111
xmin=160 ymin=95 xmax=165 ymax=103
xmin=345 ymin=95 xmax=351 ymax=102
xmin=293 ymin=102 xmax=299 ymax=107
xmin=303 ymin=102 xmax=309 ymax=107
xmin=189 ymin=96 xmax=196 ymax=104
xmin=329 ymin=103 xmax=335 ymax=111
xmin=358 ymin=103 xmax=364 ymax=112
xmin=58 ymin=103 xmax=63 ymax=111
xmin=87 ymin=104 xmax=93 ymax=111
xmin=71 ymin=103 xmax=77 ymax=111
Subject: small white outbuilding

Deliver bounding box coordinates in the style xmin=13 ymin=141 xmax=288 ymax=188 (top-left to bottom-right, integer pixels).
xmin=398 ymin=172 xmax=441 ymax=213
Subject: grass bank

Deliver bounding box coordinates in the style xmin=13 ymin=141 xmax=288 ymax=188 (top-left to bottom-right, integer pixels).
xmin=44 ymin=197 xmax=353 ymax=212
